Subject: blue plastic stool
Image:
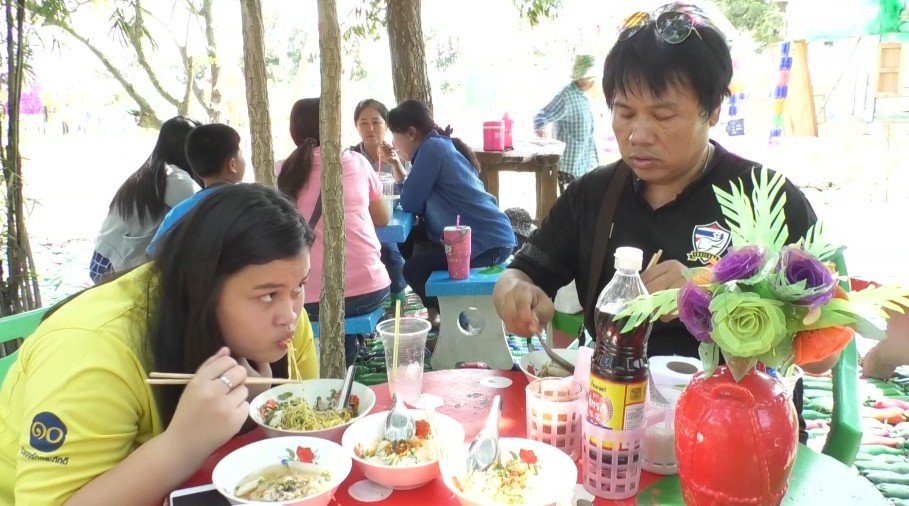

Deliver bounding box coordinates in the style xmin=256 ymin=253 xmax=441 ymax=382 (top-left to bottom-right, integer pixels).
xmin=310 ymin=306 xmax=385 ymax=338
xmin=425 ymin=266 xmax=512 ymax=370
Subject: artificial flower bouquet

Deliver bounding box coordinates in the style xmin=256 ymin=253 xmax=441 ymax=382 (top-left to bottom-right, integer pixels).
xmin=618 ymin=169 xmax=909 ymax=381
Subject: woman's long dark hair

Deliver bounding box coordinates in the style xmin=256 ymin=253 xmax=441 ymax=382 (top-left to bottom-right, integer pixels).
xmin=149 ymin=183 xmax=316 ymax=426
xmin=387 ymin=99 xmax=481 ymax=174
xmin=109 ymin=116 xmax=201 ymax=225
xmin=277 ymin=98 xmax=320 ymax=200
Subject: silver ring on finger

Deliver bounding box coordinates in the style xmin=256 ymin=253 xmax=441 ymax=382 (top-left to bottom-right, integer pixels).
xmin=218 ymin=374 xmax=234 ymax=391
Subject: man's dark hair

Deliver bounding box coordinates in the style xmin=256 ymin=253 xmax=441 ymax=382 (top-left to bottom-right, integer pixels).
xmin=185 ymin=123 xmax=241 ymax=178
xmin=602 ymin=4 xmax=733 ymax=116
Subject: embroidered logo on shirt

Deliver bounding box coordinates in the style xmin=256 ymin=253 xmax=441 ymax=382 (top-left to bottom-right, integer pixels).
xmin=687 ymin=221 xmax=732 ymax=265
xmin=29 ymin=412 xmax=67 ymax=452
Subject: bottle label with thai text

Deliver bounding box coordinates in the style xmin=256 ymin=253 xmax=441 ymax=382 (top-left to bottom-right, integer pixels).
xmin=587 ymin=373 xmax=647 ymax=430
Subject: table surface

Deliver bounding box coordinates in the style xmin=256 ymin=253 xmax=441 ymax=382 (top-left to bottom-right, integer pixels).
xmin=374 ymin=207 xmax=413 ymax=244
xmin=475 ymin=139 xmax=565 ymax=163
xmin=181 ymin=369 xmax=886 ymax=506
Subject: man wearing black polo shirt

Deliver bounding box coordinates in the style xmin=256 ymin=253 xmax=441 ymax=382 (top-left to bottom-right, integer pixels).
xmin=492 ymin=4 xmax=840 ymax=444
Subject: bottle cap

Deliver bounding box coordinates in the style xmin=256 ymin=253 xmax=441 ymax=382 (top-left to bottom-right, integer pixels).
xmin=614 ymin=246 xmax=643 ymax=272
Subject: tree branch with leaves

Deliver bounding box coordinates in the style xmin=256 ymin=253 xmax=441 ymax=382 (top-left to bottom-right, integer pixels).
xmin=31 ymin=0 xmax=223 ymax=126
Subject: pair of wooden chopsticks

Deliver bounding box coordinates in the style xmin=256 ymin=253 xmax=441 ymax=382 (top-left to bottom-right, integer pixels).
xmin=646 ymin=249 xmax=663 ymax=271
xmin=145 ymin=372 xmax=304 ymax=386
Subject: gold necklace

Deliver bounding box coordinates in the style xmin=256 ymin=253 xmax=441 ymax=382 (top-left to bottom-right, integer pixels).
xmin=701 ymin=143 xmax=714 ymax=174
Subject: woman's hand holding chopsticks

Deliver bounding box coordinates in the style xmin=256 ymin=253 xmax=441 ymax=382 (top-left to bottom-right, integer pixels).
xmin=161 ymin=347 xmax=250 ymax=457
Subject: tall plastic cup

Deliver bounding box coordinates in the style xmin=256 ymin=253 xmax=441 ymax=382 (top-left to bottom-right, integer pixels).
xmin=526 ymin=378 xmax=584 ymax=460
xmin=376 ymin=317 xmax=431 ymax=406
xmin=483 ymin=120 xmax=505 ymax=151
xmin=443 ymin=225 xmax=471 ymax=280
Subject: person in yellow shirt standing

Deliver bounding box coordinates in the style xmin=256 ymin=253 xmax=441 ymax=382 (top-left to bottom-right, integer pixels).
xmin=0 ymin=183 xmax=320 ymax=505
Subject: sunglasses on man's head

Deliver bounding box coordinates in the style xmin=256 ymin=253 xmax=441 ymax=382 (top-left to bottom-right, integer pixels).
xmin=618 ymin=6 xmax=702 ymax=44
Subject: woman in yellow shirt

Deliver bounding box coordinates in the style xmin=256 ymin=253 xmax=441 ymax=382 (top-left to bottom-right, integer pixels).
xmin=0 ymin=183 xmax=319 ymax=505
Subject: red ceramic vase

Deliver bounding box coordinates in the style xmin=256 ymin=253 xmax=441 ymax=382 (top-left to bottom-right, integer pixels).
xmin=675 ymin=366 xmax=798 ymax=506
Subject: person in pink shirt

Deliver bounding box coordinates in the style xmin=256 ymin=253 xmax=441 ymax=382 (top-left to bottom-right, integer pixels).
xmin=276 ymin=98 xmax=391 ymax=366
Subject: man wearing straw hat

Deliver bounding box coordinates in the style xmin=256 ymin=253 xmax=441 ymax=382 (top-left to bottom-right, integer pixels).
xmin=533 ymin=54 xmax=600 ymax=192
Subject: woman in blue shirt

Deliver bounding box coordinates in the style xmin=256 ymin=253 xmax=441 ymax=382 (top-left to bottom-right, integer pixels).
xmin=387 ymin=100 xmax=516 ymax=323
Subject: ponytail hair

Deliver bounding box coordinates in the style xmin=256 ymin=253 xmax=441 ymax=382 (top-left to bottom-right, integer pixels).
xmin=278 ymin=98 xmax=321 ymax=200
xmin=388 ymin=100 xmax=481 ymax=174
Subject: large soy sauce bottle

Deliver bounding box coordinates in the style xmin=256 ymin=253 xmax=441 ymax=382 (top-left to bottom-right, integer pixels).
xmin=586 ymin=246 xmax=653 ymax=431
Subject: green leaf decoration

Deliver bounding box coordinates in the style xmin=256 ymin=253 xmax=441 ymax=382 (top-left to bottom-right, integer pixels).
xmin=794 ymin=298 xmax=858 ymax=331
xmin=748 ymin=279 xmax=777 ymax=300
xmin=713 ymin=167 xmax=790 ymax=251
xmin=616 ymin=289 xmax=679 ymax=332
xmin=847 ymin=285 xmax=909 ymax=319
xmin=699 ymin=342 xmax=720 ymax=379
xmin=722 ymin=349 xmax=758 ymax=382
xmin=757 ymin=336 xmax=794 ymax=369
xmin=799 ymin=221 xmax=844 ymax=262
xmin=851 ymin=314 xmax=886 ymax=341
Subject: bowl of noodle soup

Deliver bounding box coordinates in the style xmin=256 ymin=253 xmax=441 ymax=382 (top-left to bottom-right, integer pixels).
xmin=341 ymin=409 xmax=466 ymax=490
xmin=517 ymin=349 xmax=578 ymax=384
xmin=212 ymin=435 xmax=351 ymax=506
xmin=250 ymin=379 xmax=376 ymax=443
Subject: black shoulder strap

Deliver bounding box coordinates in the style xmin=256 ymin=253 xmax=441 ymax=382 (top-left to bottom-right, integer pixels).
xmin=582 ymin=163 xmax=631 ymax=343
xmin=308 ymin=193 xmax=323 ymax=228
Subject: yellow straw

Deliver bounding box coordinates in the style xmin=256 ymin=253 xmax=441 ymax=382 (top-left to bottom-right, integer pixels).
xmin=392 ymin=299 xmax=402 ymax=379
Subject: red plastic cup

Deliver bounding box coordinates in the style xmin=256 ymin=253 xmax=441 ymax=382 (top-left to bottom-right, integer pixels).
xmin=443 ymin=225 xmax=471 ymax=280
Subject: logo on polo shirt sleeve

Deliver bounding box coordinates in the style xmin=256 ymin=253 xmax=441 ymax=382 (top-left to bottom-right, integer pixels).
xmin=29 ymin=412 xmax=67 ymax=452
xmin=687 ymin=221 xmax=731 ymax=265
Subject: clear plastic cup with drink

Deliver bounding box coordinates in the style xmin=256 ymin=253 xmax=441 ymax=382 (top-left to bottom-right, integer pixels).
xmin=376 ymin=317 xmax=431 ymax=405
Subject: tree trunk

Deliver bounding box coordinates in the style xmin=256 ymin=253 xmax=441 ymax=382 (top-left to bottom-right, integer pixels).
xmin=239 ymin=0 xmax=276 ymax=187
xmin=317 ymin=0 xmax=346 ymax=379
xmin=200 ymin=0 xmax=221 ymax=121
xmin=386 ymin=0 xmax=432 ymax=107
xmin=184 ymin=0 xmax=221 ymax=122
xmin=1 ymin=0 xmax=41 ymax=314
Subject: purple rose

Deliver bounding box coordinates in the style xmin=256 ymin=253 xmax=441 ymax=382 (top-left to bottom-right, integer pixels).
xmin=713 ymin=245 xmax=767 ymax=283
xmin=678 ymin=282 xmax=714 ymax=343
xmin=778 ymin=246 xmax=836 ymax=307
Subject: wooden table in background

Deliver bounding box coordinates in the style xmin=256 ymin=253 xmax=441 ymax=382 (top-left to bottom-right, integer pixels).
xmin=475 ymin=140 xmax=564 ymax=222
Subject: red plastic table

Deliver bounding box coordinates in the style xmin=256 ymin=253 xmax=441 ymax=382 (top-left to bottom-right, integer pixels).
xmin=181 ymin=369 xmax=886 ymax=505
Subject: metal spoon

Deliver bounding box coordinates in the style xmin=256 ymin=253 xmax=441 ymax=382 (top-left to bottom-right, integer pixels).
xmin=466 ymin=395 xmax=502 ymax=474
xmin=536 ymin=329 xmax=575 ymax=374
xmin=384 ymin=392 xmax=415 ymax=441
xmin=648 ymin=373 xmax=671 ymax=410
xmin=335 ymin=365 xmax=357 ymax=411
